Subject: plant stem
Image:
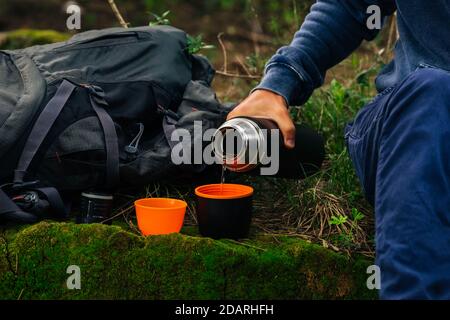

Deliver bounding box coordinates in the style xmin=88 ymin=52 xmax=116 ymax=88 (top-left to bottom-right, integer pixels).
xmin=107 ymin=0 xmax=129 ymax=28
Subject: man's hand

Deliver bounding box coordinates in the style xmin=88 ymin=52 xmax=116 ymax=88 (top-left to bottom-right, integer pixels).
xmin=227 ymin=89 xmax=296 ymax=149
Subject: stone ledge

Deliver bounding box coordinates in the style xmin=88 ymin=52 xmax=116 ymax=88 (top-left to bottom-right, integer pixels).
xmin=0 ymin=222 xmax=376 ymax=299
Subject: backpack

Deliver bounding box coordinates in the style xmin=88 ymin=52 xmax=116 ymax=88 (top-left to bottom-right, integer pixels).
xmin=0 ymin=26 xmax=231 ymax=224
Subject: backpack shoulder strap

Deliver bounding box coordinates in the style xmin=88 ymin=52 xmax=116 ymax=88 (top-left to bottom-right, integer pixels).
xmin=1 ymin=79 xmax=120 ymax=225
xmin=14 ymin=80 xmax=76 ymax=185
xmin=85 ymin=85 xmax=120 ymax=187
xmin=13 ymin=79 xmax=120 ymax=188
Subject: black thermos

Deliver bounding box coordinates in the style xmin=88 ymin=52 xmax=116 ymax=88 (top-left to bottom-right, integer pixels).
xmin=78 ymin=191 xmax=114 ymax=224
xmin=212 ymin=117 xmax=325 ymax=179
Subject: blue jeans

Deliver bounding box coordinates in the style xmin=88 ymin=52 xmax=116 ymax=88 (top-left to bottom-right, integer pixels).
xmin=345 ymin=67 xmax=450 ymax=299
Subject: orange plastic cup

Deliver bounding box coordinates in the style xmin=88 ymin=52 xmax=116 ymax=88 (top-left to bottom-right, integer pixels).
xmin=134 ymin=198 xmax=187 ymax=236
xmin=195 ymin=184 xmax=254 ymax=200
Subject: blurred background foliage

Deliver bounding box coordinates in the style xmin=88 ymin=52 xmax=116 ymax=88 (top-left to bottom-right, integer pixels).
xmin=0 ymin=0 xmax=313 ymax=35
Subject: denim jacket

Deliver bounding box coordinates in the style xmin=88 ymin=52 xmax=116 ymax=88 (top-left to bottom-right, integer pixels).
xmin=255 ymin=0 xmax=450 ymax=106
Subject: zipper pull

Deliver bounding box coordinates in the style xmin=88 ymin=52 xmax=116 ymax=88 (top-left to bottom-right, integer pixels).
xmin=125 ymin=123 xmax=145 ymax=154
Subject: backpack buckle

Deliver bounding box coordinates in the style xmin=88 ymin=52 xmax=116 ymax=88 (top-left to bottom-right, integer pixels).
xmin=80 ymin=83 xmax=105 ymax=99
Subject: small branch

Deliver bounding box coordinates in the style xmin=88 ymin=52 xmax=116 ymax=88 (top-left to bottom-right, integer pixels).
xmin=386 ymin=13 xmax=399 ymax=55
xmin=395 ymin=12 xmax=399 ymax=40
xmin=107 ymin=0 xmax=129 ymax=28
xmin=215 ymin=70 xmax=261 ymax=79
xmin=387 ymin=16 xmax=395 ymax=52
xmin=101 ymin=203 xmax=134 ymax=224
xmin=249 ymin=0 xmax=263 ymax=55
xmin=217 ymin=33 xmax=228 ymax=74
xmin=17 ymin=288 xmax=25 ymax=300
xmin=216 ymin=33 xmax=261 ymax=80
xmin=236 ymin=56 xmax=252 ymax=77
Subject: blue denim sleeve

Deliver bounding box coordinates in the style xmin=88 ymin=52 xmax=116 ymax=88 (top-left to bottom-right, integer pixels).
xmin=254 ymin=0 xmax=396 ymax=106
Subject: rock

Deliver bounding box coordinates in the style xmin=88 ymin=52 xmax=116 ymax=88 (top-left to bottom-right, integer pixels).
xmin=0 ymin=222 xmax=376 ymax=299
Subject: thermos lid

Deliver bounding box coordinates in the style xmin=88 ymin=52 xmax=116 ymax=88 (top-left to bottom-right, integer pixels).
xmin=212 ymin=117 xmax=267 ymax=172
xmin=81 ymin=192 xmax=114 ymax=200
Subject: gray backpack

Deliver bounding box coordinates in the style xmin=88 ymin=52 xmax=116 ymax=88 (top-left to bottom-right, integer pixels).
xmin=0 ymin=26 xmax=230 ymax=223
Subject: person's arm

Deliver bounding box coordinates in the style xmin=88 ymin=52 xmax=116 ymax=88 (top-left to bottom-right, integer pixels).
xmin=228 ymin=0 xmax=396 ymax=148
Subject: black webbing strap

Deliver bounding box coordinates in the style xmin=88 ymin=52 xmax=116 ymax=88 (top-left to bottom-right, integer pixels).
xmin=87 ymin=86 xmax=120 ymax=187
xmin=14 ymin=80 xmax=119 ymax=188
xmin=35 ymin=187 xmax=67 ymax=219
xmin=14 ymin=79 xmax=76 ymax=185
xmin=162 ymin=115 xmax=179 ymax=150
xmin=0 ymin=188 xmax=38 ymax=224
xmin=2 ymin=79 xmax=76 ymax=224
xmin=0 ymin=186 xmax=67 ymax=224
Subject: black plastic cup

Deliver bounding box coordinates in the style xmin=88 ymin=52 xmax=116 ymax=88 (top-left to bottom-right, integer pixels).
xmin=195 ymin=184 xmax=254 ymax=239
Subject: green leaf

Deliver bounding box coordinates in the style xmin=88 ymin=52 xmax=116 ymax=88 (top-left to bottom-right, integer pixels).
xmin=329 ymin=214 xmax=348 ymax=226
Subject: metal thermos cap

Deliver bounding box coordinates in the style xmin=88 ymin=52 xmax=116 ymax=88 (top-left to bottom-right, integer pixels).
xmin=212 ymin=117 xmax=267 ymax=172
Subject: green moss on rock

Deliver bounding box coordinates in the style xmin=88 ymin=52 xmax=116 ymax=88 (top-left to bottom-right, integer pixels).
xmin=0 ymin=222 xmax=376 ymax=300
xmin=0 ymin=29 xmax=70 ymax=50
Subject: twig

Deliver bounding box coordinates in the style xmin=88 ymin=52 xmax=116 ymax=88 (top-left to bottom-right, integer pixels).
xmin=101 ymin=204 xmax=134 ymax=224
xmin=292 ymin=0 xmax=299 ymax=27
xmin=126 ymin=219 xmax=141 ymax=235
xmin=107 ymin=0 xmax=129 ymax=28
xmin=248 ymin=0 xmax=263 ymax=55
xmin=215 ymin=70 xmax=261 ymax=79
xmin=386 ymin=16 xmax=396 ymax=52
xmin=386 ymin=13 xmax=399 ymax=55
xmin=217 ymin=33 xmax=228 ymax=74
xmin=222 ymin=239 xmax=267 ymax=252
xmin=216 ymin=32 xmax=262 ymax=79
xmin=395 ymin=12 xmax=399 ymax=39
xmin=17 ymin=288 xmax=25 ymax=300
xmin=236 ymin=56 xmax=252 ymax=77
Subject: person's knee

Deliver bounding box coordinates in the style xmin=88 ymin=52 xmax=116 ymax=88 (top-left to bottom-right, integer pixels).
xmin=407 ymin=67 xmax=450 ymax=99
xmin=389 ymin=68 xmax=450 ymax=120
xmin=380 ymin=67 xmax=450 ymax=148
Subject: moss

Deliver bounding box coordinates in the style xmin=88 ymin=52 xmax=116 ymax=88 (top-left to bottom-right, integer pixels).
xmin=0 ymin=222 xmax=377 ymax=300
xmin=0 ymin=29 xmax=70 ymax=50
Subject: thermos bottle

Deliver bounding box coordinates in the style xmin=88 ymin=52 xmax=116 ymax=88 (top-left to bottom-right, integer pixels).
xmin=212 ymin=117 xmax=325 ymax=179
xmin=78 ymin=191 xmax=114 ymax=224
